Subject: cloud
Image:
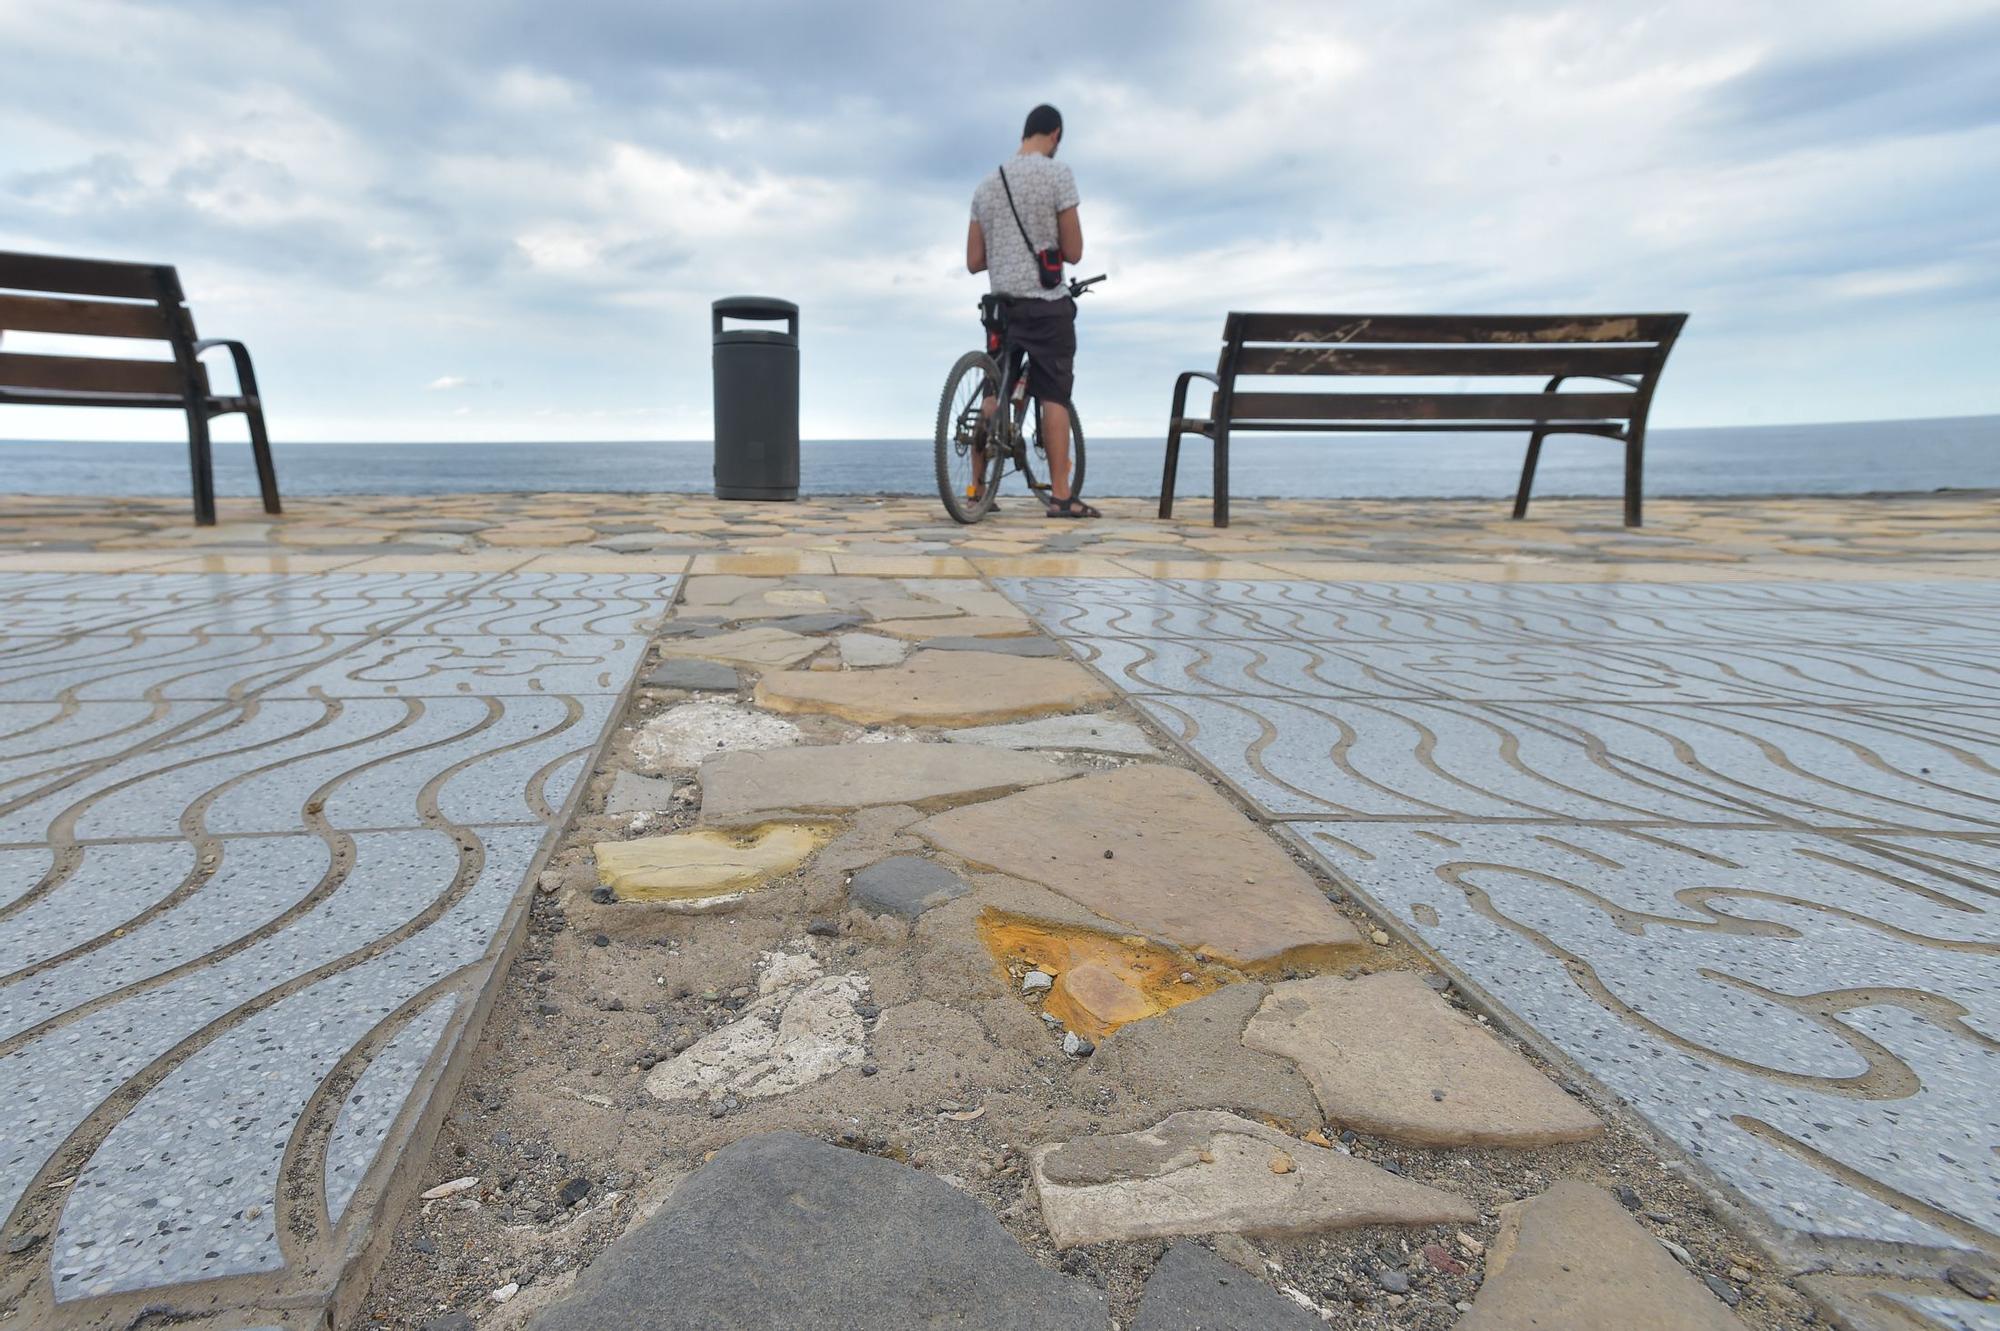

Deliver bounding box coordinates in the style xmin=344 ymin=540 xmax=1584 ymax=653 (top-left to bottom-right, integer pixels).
xmin=2 ymin=0 xmax=1996 ymax=442
xmin=426 ymin=376 xmax=473 ymax=391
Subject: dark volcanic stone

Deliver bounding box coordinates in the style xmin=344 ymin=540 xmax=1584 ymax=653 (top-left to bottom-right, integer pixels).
xmin=766 ymin=612 xmax=865 ymax=635
xmin=1133 ymin=1242 xmax=1319 ymax=1331
xmin=848 ymin=855 xmax=971 ymax=919
xmin=527 ymin=1133 xmax=1105 ymax=1331
xmin=642 ymin=659 xmax=742 ymax=692
xmin=557 ymin=1176 xmax=592 ymax=1208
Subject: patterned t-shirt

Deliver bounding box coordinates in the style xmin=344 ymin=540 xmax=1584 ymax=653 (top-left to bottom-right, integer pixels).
xmin=971 ymin=154 xmax=1080 ymax=301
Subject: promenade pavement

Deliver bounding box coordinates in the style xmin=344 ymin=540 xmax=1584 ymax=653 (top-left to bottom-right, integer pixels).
xmin=0 ymin=490 xmax=1994 ymax=1331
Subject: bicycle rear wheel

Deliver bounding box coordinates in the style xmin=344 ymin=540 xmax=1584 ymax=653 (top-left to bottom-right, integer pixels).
xmin=1022 ymin=399 xmax=1086 ymax=506
xmin=935 ymin=350 xmax=1005 ymax=525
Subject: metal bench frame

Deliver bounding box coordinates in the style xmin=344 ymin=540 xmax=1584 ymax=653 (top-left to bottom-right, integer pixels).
xmin=1 ymin=250 xmax=280 ymax=525
xmin=1159 ymin=312 xmax=1687 ymax=528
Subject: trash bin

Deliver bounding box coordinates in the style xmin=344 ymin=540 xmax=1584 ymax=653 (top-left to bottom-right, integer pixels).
xmin=711 ymin=296 xmax=799 ymax=501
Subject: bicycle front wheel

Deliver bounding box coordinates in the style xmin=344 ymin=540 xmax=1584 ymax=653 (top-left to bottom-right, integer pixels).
xmin=935 ymin=350 xmax=1004 ymax=525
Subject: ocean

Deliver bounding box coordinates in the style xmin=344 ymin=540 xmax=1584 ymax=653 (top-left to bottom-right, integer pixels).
xmin=3 ymin=414 xmax=1996 ymax=500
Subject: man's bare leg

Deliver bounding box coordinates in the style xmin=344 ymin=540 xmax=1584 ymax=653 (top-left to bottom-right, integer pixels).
xmin=1042 ymin=400 xmax=1072 ymax=503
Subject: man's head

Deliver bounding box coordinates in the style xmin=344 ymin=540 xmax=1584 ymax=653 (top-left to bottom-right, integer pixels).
xmin=1021 ymin=103 xmax=1063 ymax=157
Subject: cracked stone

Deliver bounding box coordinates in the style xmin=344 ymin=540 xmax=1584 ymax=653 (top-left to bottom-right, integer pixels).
xmin=1242 ymin=972 xmax=1603 ymax=1147
xmin=594 ymin=824 xmax=833 ymax=910
xmin=755 ymin=651 xmax=1110 ymax=727
xmin=920 ymin=766 xmax=1361 ymax=970
xmin=699 ymin=742 xmax=1074 ymax=824
xmin=946 ymin=714 xmax=1158 ymax=755
xmin=765 ymin=612 xmax=866 ymax=635
xmin=654 ymin=625 xmax=823 ymax=670
xmin=1029 ymin=1110 xmax=1476 ymax=1248
xmin=645 ymin=959 xmax=870 ymax=1102
xmin=628 ymin=700 xmax=803 ymax=771
xmin=1455 ymin=1182 xmax=1741 ymax=1331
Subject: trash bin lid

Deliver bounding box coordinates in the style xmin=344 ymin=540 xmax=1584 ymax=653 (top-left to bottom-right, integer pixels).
xmin=712 ymin=296 xmax=798 ymax=320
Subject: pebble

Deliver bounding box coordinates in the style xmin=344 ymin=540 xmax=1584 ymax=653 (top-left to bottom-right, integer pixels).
xmin=1455 ymin=1231 xmax=1484 ymax=1258
xmin=1102 ymin=849 xmax=1114 ymax=859
xmin=1946 ymin=1265 xmax=1995 ymax=1299
xmin=1422 ymin=973 xmax=1449 ymax=991
xmin=1061 ymin=1031 xmax=1094 ymax=1057
xmin=557 ymin=1176 xmax=591 ymax=1208
xmin=1658 ymin=1237 xmax=1694 ymax=1266
xmin=1369 ymin=930 xmax=1391 ymax=946
xmin=1022 ymin=971 xmax=1054 ymax=994
xmin=492 ymin=1282 xmax=520 ymax=1303
xmin=1701 ymin=1275 xmax=1741 ymax=1307
xmin=1729 ymin=1265 xmax=1753 ymax=1283
xmin=592 ymin=933 xmax=610 ymax=947
xmin=537 ymin=1001 xmax=559 ymax=1016
xmin=590 ymin=886 xmax=614 ymax=904
xmin=1613 ymin=1183 xmax=1643 ymax=1211
xmin=1376 ymin=1268 xmax=1410 ymax=1295
xmin=1422 ymin=1242 xmax=1466 ymax=1275
xmin=5 ymin=1232 xmax=41 ymax=1255
xmin=807 ymin=918 xmax=839 ymax=937
xmin=420 ymin=1176 xmax=480 ymax=1201
xmin=861 ymin=1063 xmax=879 ymax=1077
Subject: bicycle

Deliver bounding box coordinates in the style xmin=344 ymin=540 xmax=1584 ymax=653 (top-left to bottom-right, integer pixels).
xmin=934 ymin=274 xmax=1104 ymax=524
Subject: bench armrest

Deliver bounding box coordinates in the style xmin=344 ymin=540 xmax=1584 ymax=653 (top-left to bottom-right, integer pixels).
xmin=1542 ymin=372 xmax=1640 ymax=392
xmin=1171 ymin=370 xmax=1221 ymax=421
xmin=192 ymin=339 xmax=262 ymax=400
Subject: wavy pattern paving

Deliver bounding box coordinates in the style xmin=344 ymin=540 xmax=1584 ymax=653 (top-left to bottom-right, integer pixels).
xmin=1004 ymin=575 xmax=2000 ymax=1279
xmin=0 ymin=569 xmax=673 ymax=1328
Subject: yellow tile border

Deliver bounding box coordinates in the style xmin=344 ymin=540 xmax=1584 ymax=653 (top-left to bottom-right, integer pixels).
xmin=0 ymin=551 xmax=192 ymax=573
xmin=968 ymin=556 xmax=1138 ymax=578
xmin=828 ymin=555 xmax=979 ymax=578
xmin=342 ymin=553 xmax=537 ymax=573
xmin=116 ymin=553 xmax=377 ymax=574
xmin=1106 ymin=559 xmax=1293 ymax=579
xmin=688 ymin=553 xmax=837 ymax=576
xmin=515 ymin=554 xmax=692 ymax=574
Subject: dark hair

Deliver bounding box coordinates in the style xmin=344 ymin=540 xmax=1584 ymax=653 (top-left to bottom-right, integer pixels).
xmin=1022 ymin=104 xmax=1063 ymax=140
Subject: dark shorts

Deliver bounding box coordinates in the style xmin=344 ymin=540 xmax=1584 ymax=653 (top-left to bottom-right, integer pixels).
xmin=1000 ymin=296 xmax=1076 ymax=408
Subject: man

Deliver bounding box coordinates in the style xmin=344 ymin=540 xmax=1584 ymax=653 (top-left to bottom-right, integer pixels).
xmin=966 ymin=103 xmax=1099 ymax=517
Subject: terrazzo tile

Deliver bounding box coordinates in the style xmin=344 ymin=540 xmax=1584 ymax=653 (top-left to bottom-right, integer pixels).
xmin=0 ymin=634 xmax=358 ymax=703
xmin=272 ymin=633 xmax=647 ymax=698
xmin=325 ymin=996 xmax=459 ymax=1225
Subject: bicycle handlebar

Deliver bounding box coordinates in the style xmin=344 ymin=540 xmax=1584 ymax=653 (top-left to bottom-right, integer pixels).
xmin=1068 ymin=274 xmax=1107 ymax=297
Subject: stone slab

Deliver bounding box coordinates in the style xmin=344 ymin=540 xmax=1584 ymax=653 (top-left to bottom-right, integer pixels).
xmin=755 ymin=651 xmax=1112 ymax=727
xmin=604 ymin=770 xmax=681 ymax=815
xmin=528 ymin=1133 xmax=1106 ymax=1331
xmin=642 ymin=658 xmax=741 ymax=691
xmin=946 ymin=714 xmax=1158 ymax=755
xmin=764 ymin=611 xmax=866 ymax=634
xmin=654 ymin=625 xmax=823 ymax=669
xmin=869 ymin=614 xmax=1037 ymax=640
xmin=917 ymin=765 xmax=1361 ymax=970
xmin=594 ymin=824 xmax=832 ymax=908
xmin=1030 ymin=1110 xmax=1476 ymax=1248
xmin=835 ymin=632 xmax=909 ymax=667
xmin=849 ymin=855 xmax=971 ymax=918
xmin=1242 ymin=972 xmax=1603 ymax=1147
xmin=919 ymin=634 xmax=1065 ymax=657
xmin=1455 ymin=1182 xmax=1742 ymax=1331
xmin=699 ymin=742 xmax=1073 ymax=823
xmin=1133 ymin=1241 xmax=1321 ymax=1331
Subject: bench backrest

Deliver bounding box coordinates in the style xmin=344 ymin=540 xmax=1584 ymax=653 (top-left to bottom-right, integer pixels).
xmin=1213 ymin=312 xmax=1686 ymax=425
xmin=0 ymin=251 xmax=210 ymax=398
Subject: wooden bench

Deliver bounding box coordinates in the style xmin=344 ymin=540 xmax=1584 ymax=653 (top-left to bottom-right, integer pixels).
xmin=1159 ymin=312 xmax=1687 ymax=527
xmin=0 ymin=250 xmax=280 ymax=525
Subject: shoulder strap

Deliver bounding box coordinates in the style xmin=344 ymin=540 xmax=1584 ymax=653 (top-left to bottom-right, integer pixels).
xmin=997 ymin=164 xmax=1038 ymax=256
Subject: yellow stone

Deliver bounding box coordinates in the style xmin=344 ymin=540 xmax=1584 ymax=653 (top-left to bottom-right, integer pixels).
xmin=594 ymin=823 xmax=834 ymax=907
xmin=977 ymin=911 xmax=1237 ymax=1040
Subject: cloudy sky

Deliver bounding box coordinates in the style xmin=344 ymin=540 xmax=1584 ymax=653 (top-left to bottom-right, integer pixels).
xmin=3 ymin=0 xmax=1997 ymax=443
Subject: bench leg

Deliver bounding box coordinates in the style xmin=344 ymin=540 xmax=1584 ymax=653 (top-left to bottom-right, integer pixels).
xmin=1213 ymin=425 xmax=1230 ymax=529
xmin=1623 ymin=426 xmax=1645 ymax=527
xmin=185 ymin=407 xmax=216 ymax=527
xmin=1160 ymin=421 xmax=1183 ymax=520
xmin=1513 ymin=429 xmax=1547 ymax=519
xmin=246 ymin=401 xmax=282 ymax=515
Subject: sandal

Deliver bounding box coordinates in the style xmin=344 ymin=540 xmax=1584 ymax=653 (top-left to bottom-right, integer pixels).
xmin=1044 ymin=496 xmax=1102 ymax=519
